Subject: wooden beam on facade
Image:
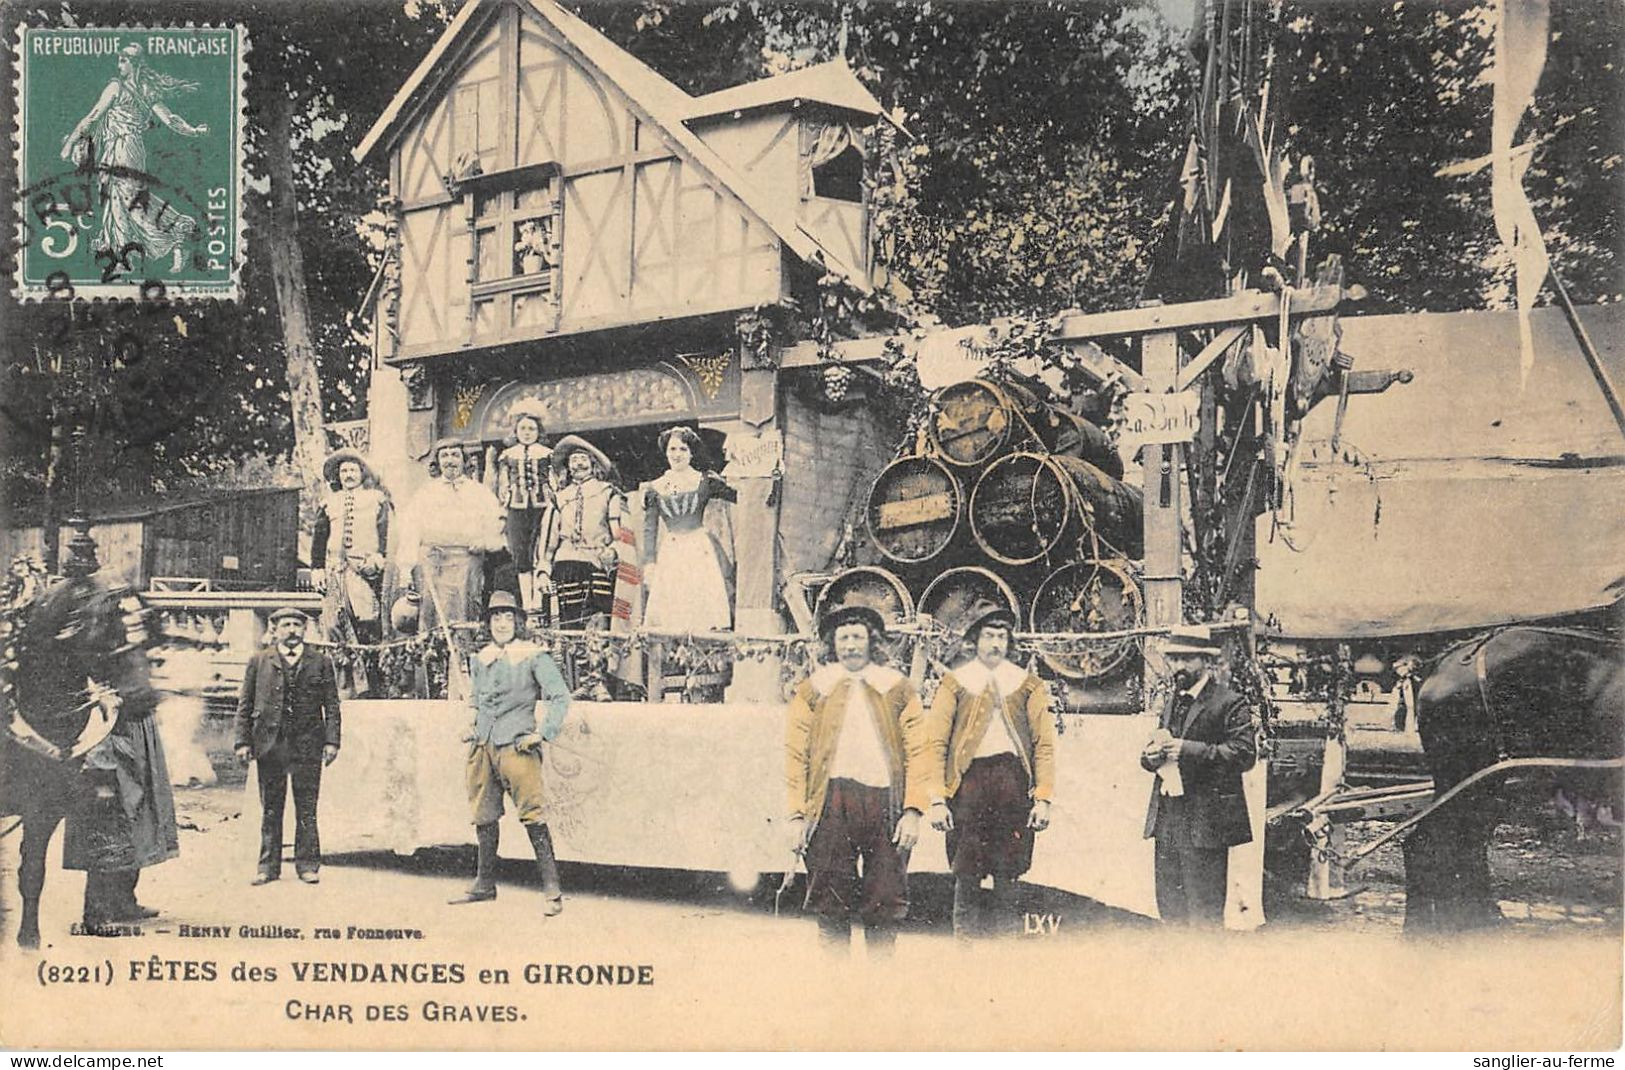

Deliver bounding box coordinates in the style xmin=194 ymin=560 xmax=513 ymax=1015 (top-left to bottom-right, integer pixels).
xmin=1052 ymin=286 xmax=1345 ymax=341
xmin=779 ymin=287 xmax=1345 ymax=382
xmin=1175 ymin=324 xmax=1247 ymax=392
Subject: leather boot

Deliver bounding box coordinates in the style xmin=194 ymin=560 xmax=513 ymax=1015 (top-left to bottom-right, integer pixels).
xmin=82 ymin=871 xmax=117 ymax=928
xmin=117 ymin=869 xmax=157 ymax=920
xmin=448 ymin=823 xmax=499 ymax=904
xmin=526 ymin=823 xmax=563 ymax=915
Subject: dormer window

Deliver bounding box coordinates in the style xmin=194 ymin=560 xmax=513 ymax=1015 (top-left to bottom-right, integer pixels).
xmin=803 ymin=121 xmax=867 ymax=204
xmin=812 ymin=144 xmax=864 ymax=202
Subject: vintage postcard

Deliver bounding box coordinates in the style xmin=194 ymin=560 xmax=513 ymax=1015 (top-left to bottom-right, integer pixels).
xmin=14 ymin=24 xmax=246 ymax=300
xmin=0 ymin=0 xmax=1619 ymax=1053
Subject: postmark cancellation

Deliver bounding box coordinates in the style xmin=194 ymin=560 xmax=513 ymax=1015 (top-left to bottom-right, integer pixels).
xmin=14 ymin=24 xmax=247 ymax=300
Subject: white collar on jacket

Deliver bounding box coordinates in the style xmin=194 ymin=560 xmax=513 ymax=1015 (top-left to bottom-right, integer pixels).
xmin=809 ymin=661 xmax=905 ymax=698
xmin=477 ymin=640 xmax=540 ymax=667
xmin=951 ymin=658 xmax=1028 ymax=697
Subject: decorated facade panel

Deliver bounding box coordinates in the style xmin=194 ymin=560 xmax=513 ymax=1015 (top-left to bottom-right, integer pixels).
xmin=692 ymin=113 xmax=801 ymax=204
xmin=799 ymin=197 xmax=867 ymax=281
xmin=560 ymin=168 xmax=632 ymax=322
xmin=466 ymin=355 xmax=741 ymax=443
xmin=399 ymin=21 xmax=503 ymax=206
xmin=518 ymin=22 xmax=634 ymax=171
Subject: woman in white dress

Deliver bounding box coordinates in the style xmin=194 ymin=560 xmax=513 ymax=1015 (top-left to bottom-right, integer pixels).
xmin=640 ymin=426 xmax=735 ymax=633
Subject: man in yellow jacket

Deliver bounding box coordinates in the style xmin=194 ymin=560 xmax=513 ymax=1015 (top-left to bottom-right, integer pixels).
xmin=785 ymin=605 xmax=929 ymax=953
xmin=926 ymin=602 xmax=1056 ymax=938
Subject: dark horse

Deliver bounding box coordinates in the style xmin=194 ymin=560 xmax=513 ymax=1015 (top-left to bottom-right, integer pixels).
xmin=1 ymin=535 xmax=176 ymax=948
xmin=1403 ymin=622 xmax=1624 ymax=932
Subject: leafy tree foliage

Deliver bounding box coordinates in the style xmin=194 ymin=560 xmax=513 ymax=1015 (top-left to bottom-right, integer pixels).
xmin=1275 ymin=0 xmax=1620 ymax=312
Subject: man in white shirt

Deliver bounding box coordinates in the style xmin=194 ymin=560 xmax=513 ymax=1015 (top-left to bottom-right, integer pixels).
xmin=784 ymin=606 xmax=929 ymax=952
xmin=398 ymin=438 xmax=508 ymax=638
xmin=925 ymin=602 xmax=1056 ymax=938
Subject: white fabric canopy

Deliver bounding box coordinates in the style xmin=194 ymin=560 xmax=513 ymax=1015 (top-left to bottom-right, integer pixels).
xmin=1256 ymin=304 xmax=1624 ymax=638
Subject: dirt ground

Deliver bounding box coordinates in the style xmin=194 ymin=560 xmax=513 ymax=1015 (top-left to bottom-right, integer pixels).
xmin=5 ymin=771 xmax=1617 ymax=943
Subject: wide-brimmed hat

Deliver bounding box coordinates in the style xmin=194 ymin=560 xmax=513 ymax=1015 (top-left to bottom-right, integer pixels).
xmin=1163 ymin=625 xmax=1223 ymax=657
xmin=550 ymin=435 xmax=613 ymax=477
xmin=485 ymin=590 xmax=522 ymax=618
xmin=322 ymin=449 xmax=376 ymax=487
xmin=269 ymin=607 xmax=310 ymax=625
xmin=819 ymin=604 xmax=888 ymax=642
xmin=954 ymin=599 xmax=1018 ymax=643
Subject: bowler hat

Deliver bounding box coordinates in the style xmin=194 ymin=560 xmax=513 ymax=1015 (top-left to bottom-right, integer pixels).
xmin=485 ymin=590 xmax=522 ymax=618
xmin=1163 ymin=626 xmax=1223 ymax=657
xmin=268 ymin=607 xmax=309 ymax=625
xmin=819 ymin=604 xmax=887 ymax=642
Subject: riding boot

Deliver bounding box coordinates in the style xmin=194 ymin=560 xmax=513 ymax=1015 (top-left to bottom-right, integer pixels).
xmin=991 ymin=876 xmax=1021 ymax=937
xmin=525 ymin=822 xmax=563 ymax=916
xmin=951 ymin=878 xmax=980 ymax=941
xmin=82 ymin=870 xmax=118 ymax=927
xmin=448 ymin=823 xmax=499 ymax=904
xmin=116 ymin=869 xmax=156 ymax=920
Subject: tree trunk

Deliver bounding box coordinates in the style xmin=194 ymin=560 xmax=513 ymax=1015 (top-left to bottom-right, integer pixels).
xmin=263 ymin=90 xmax=328 ymax=516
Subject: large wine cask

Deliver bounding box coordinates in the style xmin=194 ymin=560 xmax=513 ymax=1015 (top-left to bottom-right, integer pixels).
xmin=917 ymin=566 xmax=1022 ymax=665
xmin=928 ymin=378 xmax=1120 ymax=475
xmin=968 ymin=452 xmax=1143 ymax=565
xmin=1029 ymin=559 xmax=1143 ymax=679
xmin=813 ymin=566 xmax=915 ymax=630
xmin=927 ymin=379 xmax=1044 ymax=467
xmin=865 ymin=456 xmax=963 ymax=564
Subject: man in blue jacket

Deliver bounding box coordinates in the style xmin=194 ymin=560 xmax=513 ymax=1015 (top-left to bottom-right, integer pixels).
xmin=449 ymin=591 xmax=571 ymax=913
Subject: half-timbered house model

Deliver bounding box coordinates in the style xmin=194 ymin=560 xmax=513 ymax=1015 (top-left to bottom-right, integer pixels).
xmin=355 ymin=0 xmax=901 ymax=691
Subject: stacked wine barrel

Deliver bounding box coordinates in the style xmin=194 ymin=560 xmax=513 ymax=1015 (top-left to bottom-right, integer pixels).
xmin=827 ymin=377 xmax=1146 ymax=683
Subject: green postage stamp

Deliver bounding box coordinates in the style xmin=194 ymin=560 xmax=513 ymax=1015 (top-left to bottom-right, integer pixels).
xmin=15 ymin=25 xmax=247 ymax=300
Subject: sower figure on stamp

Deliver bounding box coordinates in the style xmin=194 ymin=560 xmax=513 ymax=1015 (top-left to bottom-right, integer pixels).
xmin=538 ymin=435 xmax=625 ymax=699
xmin=785 ymin=606 xmax=928 ymax=954
xmin=398 ymin=438 xmax=507 ymax=694
xmin=235 ymin=608 xmax=341 ymax=886
xmin=449 ymin=591 xmax=571 ymax=914
xmin=925 ymin=602 xmax=1056 ymax=939
xmin=484 ymin=403 xmax=554 ymax=618
xmin=311 ymin=449 xmax=391 ymax=695
xmin=58 ymin=43 xmax=208 ymax=272
xmin=1139 ymin=627 xmax=1257 ymax=927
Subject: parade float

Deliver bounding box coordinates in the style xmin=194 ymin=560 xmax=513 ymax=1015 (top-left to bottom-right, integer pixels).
xmin=26 ymin=0 xmax=1612 ymax=929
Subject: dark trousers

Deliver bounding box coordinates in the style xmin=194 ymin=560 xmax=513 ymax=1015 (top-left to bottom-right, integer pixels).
xmin=804 ymin=779 xmax=909 ymax=928
xmin=257 ymin=748 xmax=323 ymax=877
xmin=1153 ymin=835 xmax=1228 ymax=927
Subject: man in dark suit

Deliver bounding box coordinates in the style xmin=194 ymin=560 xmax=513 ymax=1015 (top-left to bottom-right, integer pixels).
xmin=235 ymin=607 xmax=341 ymax=885
xmin=1140 ymin=627 xmax=1257 ymax=927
